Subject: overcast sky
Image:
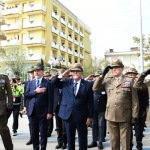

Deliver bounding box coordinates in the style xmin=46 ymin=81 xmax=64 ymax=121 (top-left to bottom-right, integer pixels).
xmin=59 ymin=0 xmax=150 ymax=58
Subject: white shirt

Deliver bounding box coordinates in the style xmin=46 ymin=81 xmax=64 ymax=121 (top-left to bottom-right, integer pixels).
xmin=35 ymin=77 xmax=43 ymax=87
xmin=73 ymin=79 xmax=81 ymax=95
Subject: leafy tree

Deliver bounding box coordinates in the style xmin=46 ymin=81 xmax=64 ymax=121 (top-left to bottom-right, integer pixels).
xmin=83 ymin=56 xmax=110 ymax=77
xmin=132 ymin=34 xmax=150 ymax=62
xmin=0 ymin=46 xmax=28 ymax=79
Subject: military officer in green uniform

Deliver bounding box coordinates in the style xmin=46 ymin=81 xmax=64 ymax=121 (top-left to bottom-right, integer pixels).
xmin=0 ymin=74 xmax=13 ymax=150
xmin=133 ymin=68 xmax=150 ymax=89
xmin=93 ymin=59 xmax=139 ymax=150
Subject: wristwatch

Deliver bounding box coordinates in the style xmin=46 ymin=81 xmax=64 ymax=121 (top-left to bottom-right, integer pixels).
xmin=34 ymin=90 xmax=37 ymax=94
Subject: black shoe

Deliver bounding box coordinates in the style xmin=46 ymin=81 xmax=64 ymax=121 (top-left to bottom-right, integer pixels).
xmin=61 ymin=143 xmax=67 ymax=149
xmin=103 ymin=138 xmax=106 ymax=142
xmin=87 ymin=141 xmax=97 ymax=148
xmin=13 ymin=131 xmax=17 ymax=136
xmin=98 ymin=142 xmax=103 ymax=150
xmin=47 ymin=133 xmax=51 ymax=137
xmin=26 ymin=139 xmax=32 ymax=145
xmin=55 ymin=143 xmax=63 ymax=149
xmin=136 ymin=141 xmax=143 ymax=150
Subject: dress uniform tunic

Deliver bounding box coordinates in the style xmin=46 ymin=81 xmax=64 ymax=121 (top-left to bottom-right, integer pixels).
xmin=0 ymin=74 xmax=13 ymax=150
xmin=93 ymin=75 xmax=139 ymax=150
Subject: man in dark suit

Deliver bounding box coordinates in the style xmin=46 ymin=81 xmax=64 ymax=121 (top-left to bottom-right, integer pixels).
xmin=21 ymin=66 xmax=35 ymax=145
xmin=25 ymin=61 xmax=54 ymax=150
xmin=52 ymin=63 xmax=93 ymax=150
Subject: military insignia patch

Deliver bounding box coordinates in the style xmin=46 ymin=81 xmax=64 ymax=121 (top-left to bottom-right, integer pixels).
xmin=121 ymin=81 xmax=131 ymax=88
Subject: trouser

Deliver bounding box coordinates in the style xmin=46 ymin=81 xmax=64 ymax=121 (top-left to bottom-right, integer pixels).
xmin=55 ymin=113 xmax=67 ymax=144
xmin=64 ymin=116 xmax=87 ymax=150
xmin=28 ymin=116 xmax=32 ymax=140
xmin=47 ymin=116 xmax=53 ymax=136
xmin=92 ymin=111 xmax=105 ymax=143
xmin=0 ymin=114 xmax=13 ymax=150
xmin=12 ymin=105 xmax=20 ymax=132
xmin=108 ymin=121 xmax=131 ymax=150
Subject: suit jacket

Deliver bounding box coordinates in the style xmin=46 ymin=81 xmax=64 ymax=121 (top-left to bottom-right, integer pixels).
xmin=25 ymin=78 xmax=54 ymax=117
xmin=0 ymin=74 xmax=13 ymax=116
xmin=93 ymin=75 xmax=139 ymax=122
xmin=52 ymin=77 xmax=93 ymax=123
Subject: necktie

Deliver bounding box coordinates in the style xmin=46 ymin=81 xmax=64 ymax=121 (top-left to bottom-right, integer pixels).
xmin=73 ymin=82 xmax=78 ymax=95
xmin=115 ymin=78 xmax=119 ymax=85
xmin=36 ymin=80 xmax=39 ymax=88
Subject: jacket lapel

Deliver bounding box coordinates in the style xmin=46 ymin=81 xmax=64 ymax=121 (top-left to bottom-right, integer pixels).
xmin=76 ymin=79 xmax=85 ymax=97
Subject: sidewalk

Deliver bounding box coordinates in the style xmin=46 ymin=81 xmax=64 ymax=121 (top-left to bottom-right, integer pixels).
xmin=0 ymin=115 xmax=150 ymax=150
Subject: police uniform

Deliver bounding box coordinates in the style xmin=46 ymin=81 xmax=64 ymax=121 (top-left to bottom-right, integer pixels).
xmin=93 ymin=59 xmax=139 ymax=150
xmin=0 ymin=74 xmax=13 ymax=150
xmin=11 ymin=76 xmax=24 ymax=135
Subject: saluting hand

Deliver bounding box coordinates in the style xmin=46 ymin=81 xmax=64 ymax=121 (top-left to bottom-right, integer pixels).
xmin=62 ymin=69 xmax=71 ymax=77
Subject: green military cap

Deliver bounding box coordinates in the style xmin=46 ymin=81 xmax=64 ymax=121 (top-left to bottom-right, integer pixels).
xmin=33 ymin=59 xmax=44 ymax=71
xmin=27 ymin=66 xmax=34 ymax=73
xmin=126 ymin=68 xmax=138 ymax=75
xmin=70 ymin=63 xmax=83 ymax=72
xmin=111 ymin=59 xmax=124 ymax=68
xmin=43 ymin=71 xmax=51 ymax=77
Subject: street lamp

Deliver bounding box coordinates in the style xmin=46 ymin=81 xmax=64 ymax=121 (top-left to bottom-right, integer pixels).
xmin=139 ymin=0 xmax=144 ymax=72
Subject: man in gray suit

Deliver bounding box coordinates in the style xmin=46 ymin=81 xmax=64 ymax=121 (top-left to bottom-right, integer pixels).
xmin=0 ymin=74 xmax=13 ymax=150
xmin=93 ymin=59 xmax=139 ymax=150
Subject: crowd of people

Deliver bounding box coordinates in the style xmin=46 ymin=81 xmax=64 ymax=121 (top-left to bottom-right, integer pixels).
xmin=0 ymin=58 xmax=149 ymax=150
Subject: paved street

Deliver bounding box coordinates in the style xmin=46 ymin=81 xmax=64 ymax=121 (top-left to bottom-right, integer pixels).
xmin=0 ymin=115 xmax=150 ymax=150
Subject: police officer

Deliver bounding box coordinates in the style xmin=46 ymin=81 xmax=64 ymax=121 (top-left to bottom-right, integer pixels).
xmin=126 ymin=67 xmax=149 ymax=150
xmin=11 ymin=76 xmax=24 ymax=136
xmin=0 ymin=74 xmax=13 ymax=150
xmin=93 ymin=59 xmax=139 ymax=150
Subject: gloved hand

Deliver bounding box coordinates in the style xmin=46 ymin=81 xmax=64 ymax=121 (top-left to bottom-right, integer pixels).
xmin=102 ymin=65 xmax=112 ymax=77
xmin=143 ymin=68 xmax=150 ymax=76
xmin=132 ymin=118 xmax=137 ymax=126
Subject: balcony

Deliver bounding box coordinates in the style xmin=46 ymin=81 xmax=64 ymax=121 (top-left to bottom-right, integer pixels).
xmin=0 ymin=39 xmax=20 ymax=46
xmin=74 ymin=52 xmax=79 ymax=57
xmin=61 ymin=61 xmax=66 ymax=66
xmin=60 ymin=46 xmax=66 ymax=52
xmin=60 ymin=18 xmax=66 ymax=25
xmin=68 ymin=48 xmax=73 ymax=55
xmin=68 ymin=23 xmax=73 ymax=30
xmin=1 ymin=7 xmax=22 ymax=17
xmin=74 ymin=40 xmax=79 ymax=46
xmin=51 ymin=42 xmax=59 ymax=49
xmin=80 ymin=42 xmax=84 ymax=48
xmin=51 ymin=11 xmax=59 ymax=20
xmin=68 ymin=36 xmax=73 ymax=42
xmin=60 ymin=31 xmax=66 ymax=39
xmin=23 ymin=4 xmax=46 ymax=14
xmin=28 ymin=54 xmax=45 ymax=61
xmin=80 ymin=31 xmax=84 ymax=37
xmin=74 ymin=28 xmax=79 ymax=34
xmin=23 ymin=21 xmax=46 ymax=30
xmin=68 ymin=62 xmax=72 ymax=67
xmin=1 ymin=23 xmax=21 ymax=32
xmin=51 ymin=26 xmax=59 ymax=34
xmin=80 ymin=53 xmax=84 ymax=59
xmin=23 ymin=37 xmax=45 ymax=45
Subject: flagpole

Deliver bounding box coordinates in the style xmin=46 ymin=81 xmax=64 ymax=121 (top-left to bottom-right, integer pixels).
xmin=140 ymin=0 xmax=144 ymax=72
